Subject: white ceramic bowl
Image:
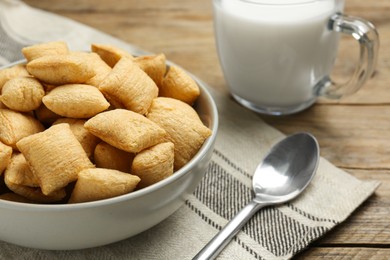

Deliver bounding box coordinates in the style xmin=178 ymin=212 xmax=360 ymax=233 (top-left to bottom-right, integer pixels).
xmin=0 ymin=67 xmax=218 ymax=250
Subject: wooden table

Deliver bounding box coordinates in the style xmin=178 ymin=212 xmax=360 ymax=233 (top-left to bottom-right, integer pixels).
xmin=23 ymin=0 xmax=390 ymax=258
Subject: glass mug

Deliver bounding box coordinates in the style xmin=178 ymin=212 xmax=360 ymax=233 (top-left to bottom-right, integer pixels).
xmin=213 ymin=0 xmax=379 ymax=115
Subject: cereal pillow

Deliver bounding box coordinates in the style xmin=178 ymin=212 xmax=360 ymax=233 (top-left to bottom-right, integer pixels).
xmin=99 ymin=57 xmax=158 ymax=115
xmin=84 ymin=109 xmax=166 ymax=153
xmin=147 ymin=97 xmax=211 ymax=170
xmin=0 ymin=192 xmax=33 ymax=203
xmin=85 ymin=53 xmax=112 ymax=88
xmin=134 ymin=53 xmax=166 ymax=87
xmin=22 ymin=41 xmax=69 ymax=62
xmin=42 ymin=84 xmax=110 ymax=118
xmin=5 ymin=153 xmax=39 ymax=187
xmin=94 ymin=142 xmax=134 ymax=173
xmin=16 ymin=123 xmax=94 ymax=195
xmin=4 ymin=176 xmax=66 ymax=203
xmin=159 ymin=65 xmax=200 ymax=105
xmin=4 ymin=155 xmax=66 ymax=203
xmin=1 ymin=77 xmax=45 ymax=112
xmin=131 ymin=142 xmax=174 ymax=188
xmin=0 ymin=109 xmax=45 ymax=149
xmin=34 ymin=103 xmax=61 ymax=126
xmin=0 ymin=141 xmax=12 ymax=175
xmin=26 ymin=53 xmax=96 ymax=85
xmin=53 ymin=118 xmax=100 ymax=159
xmin=68 ymin=168 xmax=140 ymax=203
xmin=0 ymin=64 xmax=30 ymax=90
xmin=91 ymin=43 xmax=134 ymax=67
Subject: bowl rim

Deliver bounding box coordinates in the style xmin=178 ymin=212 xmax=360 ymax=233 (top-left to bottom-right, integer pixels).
xmin=0 ymin=60 xmax=219 ymax=211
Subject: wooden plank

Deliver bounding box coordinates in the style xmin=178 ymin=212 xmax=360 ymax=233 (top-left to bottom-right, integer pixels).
xmin=296 ymin=247 xmax=390 ymax=259
xmin=345 ymin=0 xmax=390 ymax=18
xmin=21 ymin=0 xmax=212 ymax=13
xmin=262 ymin=105 xmax=390 ymax=169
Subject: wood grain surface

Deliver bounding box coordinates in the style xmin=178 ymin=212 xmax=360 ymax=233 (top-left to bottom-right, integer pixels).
xmin=22 ymin=0 xmax=390 ymax=258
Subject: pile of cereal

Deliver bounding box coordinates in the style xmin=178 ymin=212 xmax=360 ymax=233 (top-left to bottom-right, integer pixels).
xmin=0 ymin=41 xmax=212 ymax=204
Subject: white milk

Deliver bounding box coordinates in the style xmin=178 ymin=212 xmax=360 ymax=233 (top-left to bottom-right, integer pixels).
xmin=213 ymin=0 xmax=343 ymax=109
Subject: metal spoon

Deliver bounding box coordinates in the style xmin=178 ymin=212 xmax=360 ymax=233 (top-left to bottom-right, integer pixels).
xmin=193 ymin=132 xmax=320 ymax=260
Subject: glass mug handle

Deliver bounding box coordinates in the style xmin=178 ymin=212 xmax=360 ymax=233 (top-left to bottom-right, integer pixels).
xmin=317 ymin=13 xmax=379 ymax=99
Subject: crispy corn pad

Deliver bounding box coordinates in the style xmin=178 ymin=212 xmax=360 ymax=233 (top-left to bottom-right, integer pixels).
xmin=147 ymin=97 xmax=212 ymax=170
xmin=42 ymin=84 xmax=110 ymax=118
xmin=0 ymin=192 xmax=33 ymax=203
xmin=4 ymin=179 xmax=66 ymax=203
xmin=4 ymin=156 xmax=66 ymax=203
xmin=1 ymin=77 xmax=45 ymax=112
xmin=0 ymin=101 xmax=7 ymax=109
xmin=22 ymin=41 xmax=69 ymax=62
xmin=26 ymin=53 xmax=96 ymax=85
xmin=6 ymin=153 xmax=39 ymax=187
xmin=68 ymin=168 xmax=140 ymax=203
xmin=99 ymin=57 xmax=158 ymax=115
xmin=160 ymin=65 xmax=200 ymax=105
xmin=0 ymin=64 xmax=30 ymax=90
xmin=53 ymin=118 xmax=100 ymax=159
xmin=0 ymin=109 xmax=45 ymax=149
xmin=0 ymin=141 xmax=12 ymax=175
xmin=91 ymin=43 xmax=134 ymax=67
xmin=16 ymin=123 xmax=94 ymax=195
xmin=131 ymin=142 xmax=174 ymax=188
xmin=85 ymin=53 xmax=112 ymax=87
xmin=34 ymin=103 xmax=61 ymax=126
xmin=134 ymin=53 xmax=166 ymax=87
xmin=94 ymin=142 xmax=134 ymax=173
xmin=84 ymin=109 xmax=166 ymax=153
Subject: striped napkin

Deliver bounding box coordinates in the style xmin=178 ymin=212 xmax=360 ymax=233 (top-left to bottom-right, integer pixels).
xmin=0 ymin=1 xmax=380 ymax=259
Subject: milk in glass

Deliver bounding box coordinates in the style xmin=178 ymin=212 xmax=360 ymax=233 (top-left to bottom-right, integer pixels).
xmin=213 ymin=0 xmax=343 ymax=109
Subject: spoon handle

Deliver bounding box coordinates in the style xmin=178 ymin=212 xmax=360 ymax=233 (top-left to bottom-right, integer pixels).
xmin=193 ymin=199 xmax=265 ymax=260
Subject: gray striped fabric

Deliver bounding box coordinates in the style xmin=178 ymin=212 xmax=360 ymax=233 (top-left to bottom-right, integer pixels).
xmin=0 ymin=24 xmax=25 ymax=66
xmin=0 ymin=1 xmax=380 ymax=259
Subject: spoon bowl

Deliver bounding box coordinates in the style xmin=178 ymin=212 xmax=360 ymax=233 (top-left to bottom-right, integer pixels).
xmin=194 ymin=132 xmax=319 ymax=260
xmin=253 ymin=133 xmax=319 ymax=204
